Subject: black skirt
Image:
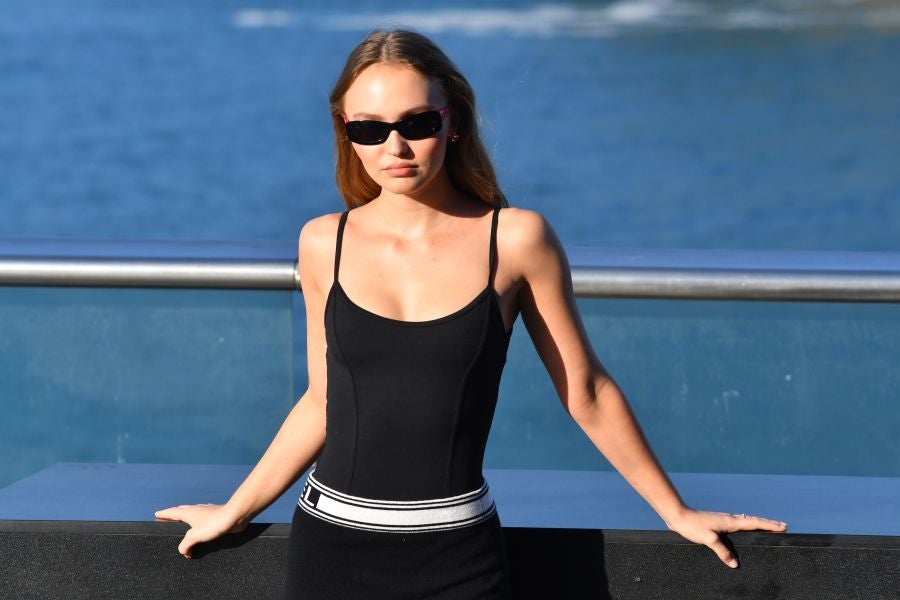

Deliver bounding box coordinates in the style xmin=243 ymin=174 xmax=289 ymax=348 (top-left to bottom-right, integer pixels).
xmin=282 ymin=503 xmax=512 ymax=599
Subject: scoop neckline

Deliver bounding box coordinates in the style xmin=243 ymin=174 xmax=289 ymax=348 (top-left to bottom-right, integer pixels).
xmin=332 ymin=281 xmax=512 ymax=336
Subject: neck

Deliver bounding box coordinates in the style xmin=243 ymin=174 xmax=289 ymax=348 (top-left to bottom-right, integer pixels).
xmin=368 ymin=170 xmax=477 ymax=235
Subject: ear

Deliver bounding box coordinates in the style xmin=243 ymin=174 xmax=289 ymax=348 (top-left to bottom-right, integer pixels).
xmin=446 ymin=111 xmax=458 ymax=142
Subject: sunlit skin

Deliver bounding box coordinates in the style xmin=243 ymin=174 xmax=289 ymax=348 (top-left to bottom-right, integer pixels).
xmin=343 ymin=63 xmax=453 ymax=203
xmin=154 ymin=61 xmax=788 ymax=570
xmin=330 ymin=63 xmax=510 ymax=324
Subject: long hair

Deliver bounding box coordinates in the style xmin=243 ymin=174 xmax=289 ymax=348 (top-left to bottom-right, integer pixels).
xmin=329 ymin=29 xmax=508 ymax=209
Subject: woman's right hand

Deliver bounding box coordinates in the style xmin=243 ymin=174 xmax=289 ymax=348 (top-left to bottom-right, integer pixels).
xmin=153 ymin=503 xmax=248 ymax=559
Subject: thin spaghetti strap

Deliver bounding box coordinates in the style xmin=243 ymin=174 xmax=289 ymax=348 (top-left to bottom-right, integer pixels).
xmin=334 ymin=210 xmax=349 ymax=283
xmin=488 ymin=206 xmax=500 ymax=286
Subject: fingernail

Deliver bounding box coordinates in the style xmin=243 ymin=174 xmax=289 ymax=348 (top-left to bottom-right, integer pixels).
xmin=728 ymin=559 xmax=738 ymax=568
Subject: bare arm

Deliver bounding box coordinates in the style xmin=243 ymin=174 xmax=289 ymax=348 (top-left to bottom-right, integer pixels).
xmin=219 ymin=387 xmax=325 ymax=527
xmin=506 ymin=208 xmax=787 ymax=569
xmin=154 ymin=214 xmax=337 ymax=558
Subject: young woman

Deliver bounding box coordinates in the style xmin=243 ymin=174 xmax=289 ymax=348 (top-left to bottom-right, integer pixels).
xmin=155 ymin=29 xmax=787 ymax=598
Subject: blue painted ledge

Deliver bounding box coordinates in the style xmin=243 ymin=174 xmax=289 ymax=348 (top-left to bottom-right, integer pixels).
xmin=1 ymin=463 xmax=898 ymax=537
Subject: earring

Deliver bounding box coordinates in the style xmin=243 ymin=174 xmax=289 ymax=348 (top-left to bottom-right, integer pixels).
xmin=450 ymin=132 xmax=460 ymax=142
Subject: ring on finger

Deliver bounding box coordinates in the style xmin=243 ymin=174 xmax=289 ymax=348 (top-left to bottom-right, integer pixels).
xmin=735 ymin=513 xmax=747 ymax=518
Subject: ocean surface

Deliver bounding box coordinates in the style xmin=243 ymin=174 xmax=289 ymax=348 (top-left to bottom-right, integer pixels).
xmin=2 ymin=0 xmax=899 ymax=250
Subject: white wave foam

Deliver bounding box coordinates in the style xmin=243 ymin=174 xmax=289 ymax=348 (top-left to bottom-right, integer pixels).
xmin=232 ymin=9 xmax=296 ymax=29
xmin=231 ymin=1 xmax=900 ymax=36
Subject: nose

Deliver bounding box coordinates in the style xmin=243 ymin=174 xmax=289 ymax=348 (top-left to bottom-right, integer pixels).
xmin=384 ymin=129 xmax=411 ymax=157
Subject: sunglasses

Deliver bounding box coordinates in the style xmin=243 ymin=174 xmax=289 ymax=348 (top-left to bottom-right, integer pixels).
xmin=343 ymin=106 xmax=450 ymax=145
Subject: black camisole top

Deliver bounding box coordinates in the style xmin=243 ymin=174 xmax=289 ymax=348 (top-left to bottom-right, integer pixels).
xmin=312 ymin=206 xmax=513 ymax=501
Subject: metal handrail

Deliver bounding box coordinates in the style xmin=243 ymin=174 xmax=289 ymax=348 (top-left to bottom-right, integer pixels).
xmin=0 ymin=257 xmax=296 ymax=290
xmin=2 ymin=239 xmax=900 ymax=301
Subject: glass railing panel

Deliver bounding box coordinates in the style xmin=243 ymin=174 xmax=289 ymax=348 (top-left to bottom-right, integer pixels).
xmin=5 ymin=283 xmax=897 ymax=490
xmin=0 ymin=287 xmax=295 ymax=489
xmin=486 ymin=297 xmax=900 ymax=477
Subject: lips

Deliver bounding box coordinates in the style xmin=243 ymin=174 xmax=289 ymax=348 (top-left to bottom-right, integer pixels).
xmin=383 ymin=164 xmax=418 ymax=176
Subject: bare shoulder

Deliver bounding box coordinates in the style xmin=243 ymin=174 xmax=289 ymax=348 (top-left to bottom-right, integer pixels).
xmin=299 ymin=211 xmax=343 ymax=248
xmin=496 ymin=207 xmax=568 ymax=289
xmin=497 ymin=207 xmax=561 ymax=259
xmin=298 ymin=211 xmax=344 ymax=292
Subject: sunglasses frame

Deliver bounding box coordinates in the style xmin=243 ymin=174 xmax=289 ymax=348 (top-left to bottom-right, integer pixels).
xmin=343 ymin=106 xmax=451 ymax=145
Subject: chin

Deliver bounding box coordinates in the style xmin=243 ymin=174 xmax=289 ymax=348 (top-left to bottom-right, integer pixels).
xmin=379 ymin=178 xmax=429 ymax=196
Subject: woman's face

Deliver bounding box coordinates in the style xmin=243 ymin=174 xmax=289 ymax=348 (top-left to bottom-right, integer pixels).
xmin=342 ymin=63 xmax=451 ymax=200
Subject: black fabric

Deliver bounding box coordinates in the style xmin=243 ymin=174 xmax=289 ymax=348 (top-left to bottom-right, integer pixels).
xmin=283 ymin=207 xmax=514 ymax=598
xmin=315 ymin=206 xmax=511 ymax=500
xmin=283 ymin=505 xmax=511 ymax=599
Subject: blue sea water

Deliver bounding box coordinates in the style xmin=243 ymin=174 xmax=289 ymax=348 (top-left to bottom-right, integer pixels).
xmin=2 ymin=1 xmax=900 ymax=490
xmin=2 ymin=0 xmax=899 ymax=250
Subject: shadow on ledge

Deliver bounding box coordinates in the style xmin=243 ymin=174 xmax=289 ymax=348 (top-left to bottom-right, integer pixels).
xmin=505 ymin=527 xmax=611 ymax=599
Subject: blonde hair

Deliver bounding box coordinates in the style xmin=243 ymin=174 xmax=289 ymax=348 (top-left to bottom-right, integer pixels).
xmin=329 ymin=29 xmax=508 ymax=209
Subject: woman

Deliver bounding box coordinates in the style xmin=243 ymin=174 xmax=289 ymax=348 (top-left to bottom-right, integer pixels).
xmin=155 ymin=29 xmax=787 ymax=598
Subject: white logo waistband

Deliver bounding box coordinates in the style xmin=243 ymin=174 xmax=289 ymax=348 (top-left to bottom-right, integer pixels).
xmin=297 ymin=472 xmax=496 ymax=533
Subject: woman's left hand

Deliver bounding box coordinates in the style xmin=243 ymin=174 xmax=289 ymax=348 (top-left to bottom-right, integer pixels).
xmin=664 ymin=508 xmax=788 ymax=569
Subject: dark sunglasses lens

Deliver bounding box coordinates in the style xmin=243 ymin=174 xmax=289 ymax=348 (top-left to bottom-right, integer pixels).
xmin=345 ymin=110 xmax=443 ymax=145
xmin=345 ymin=121 xmax=390 ymax=145
xmin=396 ymin=111 xmax=442 ymax=140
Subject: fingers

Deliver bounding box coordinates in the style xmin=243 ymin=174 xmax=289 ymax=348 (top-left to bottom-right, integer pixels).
xmin=154 ymin=508 xmax=177 ymax=522
xmin=154 ymin=506 xmax=195 ymax=559
xmin=706 ymin=535 xmax=739 ymax=569
xmin=178 ymin=529 xmax=196 ymax=559
xmin=154 ymin=504 xmax=213 ymax=521
xmin=154 ymin=504 xmax=219 ymax=522
xmin=672 ymin=509 xmax=789 ymax=570
xmin=729 ymin=513 xmax=788 ymax=533
xmin=155 ymin=504 xmax=233 ymax=559
xmin=709 ymin=513 xmax=788 ymax=569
